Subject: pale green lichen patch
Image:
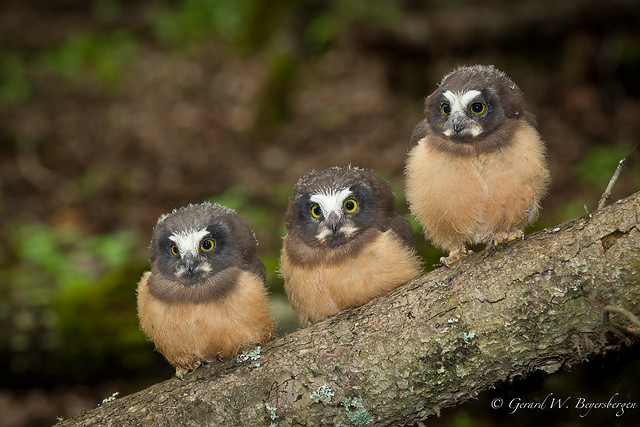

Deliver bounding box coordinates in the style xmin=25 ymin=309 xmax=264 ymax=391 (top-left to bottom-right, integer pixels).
xmin=98 ymin=392 xmax=118 ymax=406
xmin=342 ymin=396 xmax=373 ymax=425
xmin=447 ymin=314 xmax=461 ymax=324
xmin=460 ymin=331 xmax=476 ymax=344
xmin=236 ymin=346 xmax=261 ymax=363
xmin=310 ymin=383 xmax=334 ymax=404
xmin=265 ymin=404 xmax=278 ymax=420
xmin=615 ymin=268 xmax=623 ymax=278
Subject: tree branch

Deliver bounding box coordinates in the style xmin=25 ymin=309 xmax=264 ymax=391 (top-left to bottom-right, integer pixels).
xmin=598 ymin=158 xmax=627 ymax=210
xmin=60 ymin=191 xmax=640 ymax=426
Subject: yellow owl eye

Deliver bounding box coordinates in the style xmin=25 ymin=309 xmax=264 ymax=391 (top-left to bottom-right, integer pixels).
xmin=470 ymin=102 xmax=486 ymax=114
xmin=170 ymin=244 xmax=179 ymax=256
xmin=343 ymin=198 xmax=358 ymax=213
xmin=200 ymin=239 xmax=215 ymax=252
xmin=441 ymin=103 xmax=451 ymax=116
xmin=310 ymin=204 xmax=322 ymax=219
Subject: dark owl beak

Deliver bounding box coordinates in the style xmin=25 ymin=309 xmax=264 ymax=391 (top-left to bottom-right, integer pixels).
xmin=452 ymin=113 xmax=466 ymax=134
xmin=327 ymin=212 xmax=341 ymax=236
xmin=183 ymin=255 xmax=198 ymax=276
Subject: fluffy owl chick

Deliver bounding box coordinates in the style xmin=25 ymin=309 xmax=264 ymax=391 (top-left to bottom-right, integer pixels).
xmin=280 ymin=166 xmax=423 ymax=327
xmin=405 ymin=65 xmax=550 ymax=267
xmin=137 ymin=202 xmax=274 ymax=379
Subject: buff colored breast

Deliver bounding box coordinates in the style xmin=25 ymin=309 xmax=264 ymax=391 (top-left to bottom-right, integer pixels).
xmin=405 ymin=121 xmax=549 ymax=251
xmin=281 ymin=229 xmax=422 ymax=327
xmin=137 ymin=269 xmax=273 ymax=371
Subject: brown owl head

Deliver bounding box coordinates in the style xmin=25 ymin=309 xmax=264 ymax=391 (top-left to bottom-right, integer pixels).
xmin=148 ymin=202 xmax=266 ymax=302
xmin=284 ymin=166 xmax=398 ymax=250
xmin=411 ymin=65 xmax=537 ymax=155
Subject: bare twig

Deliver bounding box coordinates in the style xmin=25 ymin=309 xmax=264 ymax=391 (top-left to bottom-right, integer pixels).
xmin=597 ymin=158 xmax=627 ymax=210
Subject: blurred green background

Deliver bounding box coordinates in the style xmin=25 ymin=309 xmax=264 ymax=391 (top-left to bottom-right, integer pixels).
xmin=0 ymin=0 xmax=639 ymax=425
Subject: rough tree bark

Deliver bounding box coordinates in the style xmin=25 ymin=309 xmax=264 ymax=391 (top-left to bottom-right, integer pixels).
xmin=60 ymin=191 xmax=640 ymax=426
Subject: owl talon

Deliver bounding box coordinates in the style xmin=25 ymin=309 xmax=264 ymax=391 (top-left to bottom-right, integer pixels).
xmin=440 ymin=247 xmax=472 ymax=267
xmin=487 ymin=230 xmax=525 ymax=250
xmin=174 ymin=360 xmax=202 ymax=380
xmin=175 ymin=367 xmax=188 ymax=381
xmin=510 ymin=230 xmax=525 ymax=241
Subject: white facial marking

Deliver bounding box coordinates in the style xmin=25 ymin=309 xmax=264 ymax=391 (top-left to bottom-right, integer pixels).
xmin=169 ymin=228 xmax=209 ymax=257
xmin=175 ymin=265 xmax=187 ymax=277
xmin=314 ymin=227 xmax=334 ymax=240
xmin=442 ymin=89 xmax=484 ymax=137
xmin=310 ymin=188 xmax=352 ymax=217
xmin=174 ymin=263 xmax=211 ymax=278
xmin=310 ymin=188 xmax=358 ymax=241
xmin=468 ymin=126 xmax=482 ymax=137
xmin=443 ymin=123 xmax=483 ymax=137
xmin=198 ymin=262 xmax=213 ymax=273
xmin=443 ymin=89 xmax=481 ymax=114
xmin=314 ymin=223 xmax=358 ymax=240
xmin=339 ymin=224 xmax=358 ymax=236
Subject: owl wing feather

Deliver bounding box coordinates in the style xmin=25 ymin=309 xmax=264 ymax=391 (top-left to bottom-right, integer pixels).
xmin=385 ymin=215 xmax=417 ymax=250
xmin=244 ymin=256 xmax=267 ymax=284
xmin=522 ymin=111 xmax=538 ymax=130
xmin=410 ymin=118 xmax=430 ymax=147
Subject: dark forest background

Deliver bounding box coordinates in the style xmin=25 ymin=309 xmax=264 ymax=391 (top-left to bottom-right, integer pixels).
xmin=0 ymin=0 xmax=639 ymax=425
